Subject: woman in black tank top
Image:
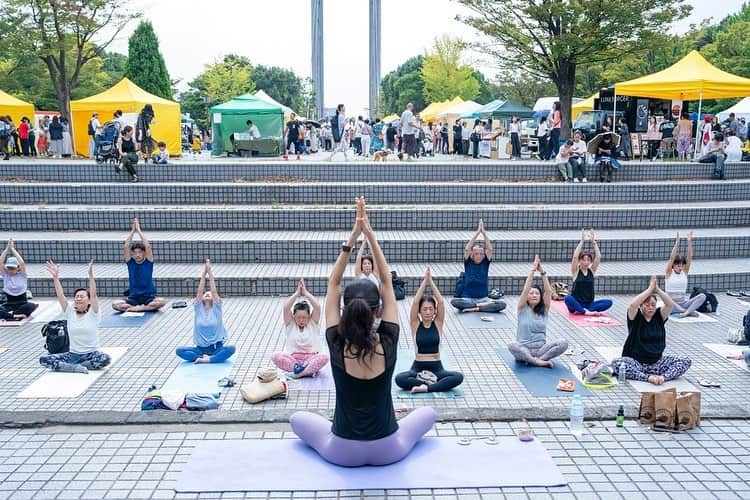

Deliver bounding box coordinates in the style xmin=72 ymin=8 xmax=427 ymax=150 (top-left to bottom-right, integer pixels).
xmin=395 ymin=266 xmax=463 ymax=393
xmin=564 ymin=229 xmax=613 ymax=315
xmin=290 ymin=197 xmax=435 ymax=467
xmin=117 ymin=125 xmax=139 ymax=182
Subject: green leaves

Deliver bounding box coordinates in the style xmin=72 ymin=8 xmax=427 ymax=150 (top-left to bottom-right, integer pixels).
xmin=124 ymin=21 xmax=172 ymax=100
xmin=421 ymin=36 xmax=480 ymax=103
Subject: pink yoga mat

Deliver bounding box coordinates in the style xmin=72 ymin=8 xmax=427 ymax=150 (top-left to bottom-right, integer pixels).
xmin=551 ymin=300 xmax=623 ymax=327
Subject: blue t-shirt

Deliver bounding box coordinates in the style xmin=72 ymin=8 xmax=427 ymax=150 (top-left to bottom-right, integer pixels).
xmin=462 ymin=256 xmax=490 ymax=299
xmin=127 ymin=258 xmax=157 ymax=298
xmin=193 ymin=301 xmax=227 ymax=347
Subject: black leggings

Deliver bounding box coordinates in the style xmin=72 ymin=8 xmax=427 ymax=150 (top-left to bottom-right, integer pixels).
xmin=395 ymin=360 xmax=464 ymax=392
xmin=0 ymin=294 xmax=38 ymax=320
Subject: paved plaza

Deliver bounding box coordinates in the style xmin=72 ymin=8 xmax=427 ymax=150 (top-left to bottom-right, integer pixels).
xmin=1 ymin=159 xmax=750 ymax=499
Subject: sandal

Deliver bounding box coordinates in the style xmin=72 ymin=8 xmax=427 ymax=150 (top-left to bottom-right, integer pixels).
xmin=217 ymin=377 xmax=235 ymax=388
xmin=727 ymin=290 xmax=742 ymax=297
xmin=696 ymin=378 xmax=720 ymax=388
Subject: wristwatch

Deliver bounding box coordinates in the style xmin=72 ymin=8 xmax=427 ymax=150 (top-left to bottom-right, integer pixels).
xmin=341 ymin=244 xmax=352 ymax=252
xmin=540 ymin=271 xmax=547 ymax=276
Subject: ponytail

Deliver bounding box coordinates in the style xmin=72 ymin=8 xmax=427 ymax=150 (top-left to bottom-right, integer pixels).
xmin=337 ymin=298 xmax=376 ymax=361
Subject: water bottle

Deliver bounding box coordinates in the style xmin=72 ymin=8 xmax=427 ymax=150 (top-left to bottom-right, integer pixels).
xmin=618 ymin=361 xmax=626 ymax=384
xmin=570 ymin=394 xmax=585 ymax=436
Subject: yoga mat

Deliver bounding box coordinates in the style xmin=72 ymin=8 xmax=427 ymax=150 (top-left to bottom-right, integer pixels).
xmin=17 ymin=347 xmax=128 ymax=399
xmin=737 ymin=298 xmax=750 ymax=308
xmin=161 ymin=358 xmax=235 ymax=395
xmin=453 ymin=310 xmax=513 ymax=329
xmin=0 ymin=348 xmax=7 ymax=355
xmin=0 ymin=316 xmax=30 ymax=327
xmin=27 ymin=300 xmax=63 ymax=323
xmin=100 ymin=311 xmax=157 ymax=328
xmin=550 ymin=301 xmax=623 ymax=327
xmin=669 ymin=312 xmax=718 ymax=324
xmin=595 ymin=346 xmax=697 ymax=392
xmin=288 ymin=363 xmax=334 ymax=391
xmin=394 ymin=349 xmax=463 ymax=398
xmin=497 ymin=347 xmax=590 ymax=397
xmin=175 ymin=437 xmax=567 ymax=492
xmin=704 ymin=343 xmax=750 ymax=373
xmin=568 ymin=363 xmax=617 ymax=389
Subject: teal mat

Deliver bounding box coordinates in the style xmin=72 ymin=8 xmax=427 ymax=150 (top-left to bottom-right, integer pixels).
xmin=393 ymin=349 xmax=463 ymax=398
xmin=162 ymin=359 xmax=235 ymax=395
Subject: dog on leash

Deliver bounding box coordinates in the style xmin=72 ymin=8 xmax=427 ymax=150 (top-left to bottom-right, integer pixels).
xmin=373 ymin=149 xmax=393 ymax=162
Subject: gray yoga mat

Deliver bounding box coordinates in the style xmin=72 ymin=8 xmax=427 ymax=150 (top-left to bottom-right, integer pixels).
xmin=175 ymin=437 xmax=566 ymax=492
xmin=453 ymin=310 xmax=513 ymax=329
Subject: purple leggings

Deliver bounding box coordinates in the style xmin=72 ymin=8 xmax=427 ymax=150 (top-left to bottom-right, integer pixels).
xmin=290 ymin=407 xmax=436 ymax=467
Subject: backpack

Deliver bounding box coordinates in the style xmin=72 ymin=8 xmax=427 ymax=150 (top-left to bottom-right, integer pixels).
xmin=391 ymin=270 xmax=406 ymax=301
xmin=87 ymin=119 xmax=95 ymax=136
xmin=691 ymin=286 xmax=718 ymax=313
xmin=454 ymin=272 xmax=465 ymax=298
xmin=42 ymin=320 xmax=69 ymax=354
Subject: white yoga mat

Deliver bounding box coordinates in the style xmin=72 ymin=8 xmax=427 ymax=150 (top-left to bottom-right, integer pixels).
xmin=669 ymin=312 xmax=718 ymax=324
xmin=28 ymin=301 xmax=63 ymax=323
xmin=175 ymin=437 xmax=566 ymax=492
xmin=595 ymin=346 xmax=697 ymax=392
xmin=17 ymin=347 xmax=128 ymax=398
xmin=737 ymin=299 xmax=750 ymax=309
xmin=704 ymin=343 xmax=750 ymax=373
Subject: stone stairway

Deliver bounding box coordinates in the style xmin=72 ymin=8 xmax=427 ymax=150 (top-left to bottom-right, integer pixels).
xmin=2 ymin=160 xmax=748 ymax=297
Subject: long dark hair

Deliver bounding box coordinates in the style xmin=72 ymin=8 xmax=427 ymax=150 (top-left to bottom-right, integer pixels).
xmin=337 ymin=279 xmax=380 ymax=361
xmin=528 ymin=285 xmax=546 ymax=315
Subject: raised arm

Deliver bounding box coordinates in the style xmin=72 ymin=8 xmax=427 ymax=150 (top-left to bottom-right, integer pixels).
xmin=299 ymin=278 xmax=321 ymax=324
xmin=355 ymin=240 xmax=366 ymax=278
xmin=480 ymin=220 xmax=493 ymax=261
xmin=283 ymin=280 xmax=301 ymax=327
xmin=194 ymin=261 xmax=207 ymax=303
xmin=464 ymin=220 xmax=482 ymax=260
xmin=427 ymin=267 xmax=446 ymax=329
xmin=518 ymin=257 xmax=539 ymax=313
xmin=590 ymin=229 xmax=601 ymax=273
xmin=539 ymin=259 xmax=552 ymax=310
xmin=410 ymin=270 xmax=429 ymax=330
xmin=45 ymin=260 xmax=67 ymax=312
xmin=684 ymin=231 xmax=694 ymax=274
xmin=88 ymin=261 xmax=99 ymax=314
xmin=326 ymin=214 xmax=362 ymax=328
xmin=123 ymin=218 xmax=136 ymax=262
xmin=360 ymin=206 xmax=396 ymax=324
xmin=571 ymin=229 xmax=584 ymax=277
xmin=134 ymin=218 xmax=154 ymax=261
xmin=628 ymin=276 xmax=657 ymax=321
xmin=0 ymin=240 xmax=9 ymax=266
xmin=206 ymin=260 xmax=220 ymax=303
xmin=7 ymin=239 xmax=26 ymax=274
xmin=666 ymin=232 xmax=680 ymax=278
xmin=654 ymin=282 xmax=674 ymax=319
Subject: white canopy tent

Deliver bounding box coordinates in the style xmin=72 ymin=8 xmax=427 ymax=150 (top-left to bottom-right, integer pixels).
xmin=717 ymin=97 xmax=750 ymax=122
xmin=254 ymin=90 xmax=298 ymax=119
xmin=436 ymin=100 xmax=482 ymax=121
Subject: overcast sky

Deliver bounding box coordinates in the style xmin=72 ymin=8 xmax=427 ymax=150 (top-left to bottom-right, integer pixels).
xmin=114 ymin=0 xmax=745 ymax=116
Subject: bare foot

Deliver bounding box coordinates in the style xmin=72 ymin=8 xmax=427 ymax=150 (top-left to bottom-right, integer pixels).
xmin=411 ymin=384 xmax=429 ymax=393
xmin=584 ymin=310 xmax=604 ymax=317
xmin=130 ymin=305 xmax=146 ymax=312
xmin=679 ymin=311 xmax=699 ymax=318
xmin=648 ymin=375 xmax=665 ymax=385
xmin=194 ymin=355 xmax=211 ymax=364
xmin=536 ymin=359 xmax=554 ymax=368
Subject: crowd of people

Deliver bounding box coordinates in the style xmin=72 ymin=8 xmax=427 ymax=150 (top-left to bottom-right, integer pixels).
xmin=1 ymin=197 xmax=746 ymax=467
xmin=0 ymin=114 xmax=73 ymax=160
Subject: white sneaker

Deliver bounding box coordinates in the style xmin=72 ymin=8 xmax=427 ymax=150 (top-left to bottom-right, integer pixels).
xmin=582 ymin=178 xmax=588 ymax=183
xmin=573 ymin=178 xmax=580 ymax=183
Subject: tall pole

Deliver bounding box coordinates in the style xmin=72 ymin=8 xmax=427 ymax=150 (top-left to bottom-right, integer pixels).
xmin=311 ymin=0 xmax=324 ymax=119
xmin=369 ymin=0 xmax=381 ymax=117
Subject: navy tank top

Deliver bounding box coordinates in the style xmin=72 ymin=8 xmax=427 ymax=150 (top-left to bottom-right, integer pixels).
xmin=416 ymin=322 xmax=440 ymax=355
xmin=572 ymin=269 xmax=595 ymax=304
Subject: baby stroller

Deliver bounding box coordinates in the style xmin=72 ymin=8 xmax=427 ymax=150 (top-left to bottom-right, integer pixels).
xmin=95 ymin=120 xmax=122 ymax=165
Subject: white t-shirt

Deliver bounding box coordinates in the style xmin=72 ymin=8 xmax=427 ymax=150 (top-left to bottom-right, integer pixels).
xmin=91 ymin=118 xmax=101 ymax=134
xmin=400 ymin=110 xmax=416 ymax=135
xmin=65 ymin=304 xmax=100 ymax=354
xmin=510 ymin=122 xmax=521 ymax=133
xmin=248 ymin=125 xmax=260 ymax=139
xmin=283 ymin=319 xmax=322 ymax=354
xmin=571 ymin=140 xmax=587 ymax=155
xmin=461 ymin=126 xmax=470 ymax=140
xmin=2 ymin=268 xmax=27 ymax=296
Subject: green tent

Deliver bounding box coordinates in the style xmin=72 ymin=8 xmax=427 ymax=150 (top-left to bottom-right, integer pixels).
xmin=477 ymin=99 xmax=534 ymax=120
xmin=211 ymin=93 xmax=284 ymax=155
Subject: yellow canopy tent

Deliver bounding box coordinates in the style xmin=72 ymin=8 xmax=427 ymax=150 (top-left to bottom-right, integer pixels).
xmin=420 ymin=97 xmax=463 ymax=123
xmin=381 ymin=114 xmax=399 ymax=123
xmin=615 ymin=50 xmax=750 ymax=156
xmin=70 ymin=78 xmax=180 ymax=158
xmin=571 ymin=93 xmax=597 ymax=119
xmin=417 ymin=101 xmax=445 ymax=122
xmin=0 ymin=89 xmax=34 ymax=126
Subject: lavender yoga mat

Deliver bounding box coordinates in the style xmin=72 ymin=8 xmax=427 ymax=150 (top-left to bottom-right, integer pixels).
xmin=175 ymin=437 xmax=566 ymax=492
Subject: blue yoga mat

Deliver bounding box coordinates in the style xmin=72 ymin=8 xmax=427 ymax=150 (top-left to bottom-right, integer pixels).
xmin=162 ymin=359 xmax=235 ymax=395
xmin=497 ymin=347 xmax=590 ymax=397
xmin=100 ymin=311 xmax=157 ymax=328
xmin=393 ymin=349 xmax=463 ymax=398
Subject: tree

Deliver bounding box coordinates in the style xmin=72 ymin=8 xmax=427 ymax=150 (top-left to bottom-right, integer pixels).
xmin=178 ymin=90 xmax=209 ymax=128
xmin=493 ymin=70 xmax=557 ymax=108
xmin=124 ymin=21 xmax=172 ymax=100
xmin=380 ymin=55 xmax=425 ymax=115
xmin=189 ymin=54 xmax=254 ymax=107
xmin=421 ymin=36 xmax=479 ymax=102
xmin=473 ymin=70 xmax=504 ymax=104
xmin=251 ymin=65 xmax=304 ymax=111
xmin=1 ymin=0 xmax=140 ymax=117
xmin=458 ymin=0 xmax=691 ymax=139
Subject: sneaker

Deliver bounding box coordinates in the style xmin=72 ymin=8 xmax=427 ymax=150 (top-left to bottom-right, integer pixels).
xmin=293 ymin=363 xmax=306 ymax=375
xmin=582 ymin=178 xmax=588 ymax=183
xmin=573 ymin=178 xmax=580 ymax=183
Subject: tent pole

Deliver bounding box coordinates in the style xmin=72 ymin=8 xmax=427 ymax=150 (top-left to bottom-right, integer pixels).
xmin=612 ymin=87 xmax=617 ymax=134
xmin=694 ymin=93 xmax=703 ymax=160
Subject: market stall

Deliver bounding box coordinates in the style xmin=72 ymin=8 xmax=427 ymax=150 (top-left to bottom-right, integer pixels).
xmin=0 ymin=89 xmax=34 ymax=127
xmin=210 ymin=93 xmax=284 ymax=156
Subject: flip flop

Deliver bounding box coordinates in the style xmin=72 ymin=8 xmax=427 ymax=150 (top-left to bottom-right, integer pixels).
xmin=741 ymin=291 xmax=750 ymax=297
xmin=217 ymin=377 xmax=236 ymax=388
xmin=726 ymin=290 xmax=742 ymax=297
xmin=696 ymin=378 xmax=720 ymax=388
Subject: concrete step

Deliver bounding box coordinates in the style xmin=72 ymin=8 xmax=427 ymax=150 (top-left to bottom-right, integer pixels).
xmin=4 ymin=201 xmax=749 ymax=231
xmin=9 ymin=227 xmax=750 ymax=263
xmin=2 ymin=160 xmax=748 ymax=182
xmin=22 ymin=258 xmax=750 ymax=297
xmin=1 ymin=179 xmax=747 ymax=205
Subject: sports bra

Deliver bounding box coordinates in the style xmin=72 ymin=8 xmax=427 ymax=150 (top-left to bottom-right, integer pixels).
xmin=415 ymin=321 xmax=440 ymax=355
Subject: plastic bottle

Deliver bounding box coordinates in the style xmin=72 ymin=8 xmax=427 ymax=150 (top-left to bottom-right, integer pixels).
xmin=618 ymin=361 xmax=626 ymax=384
xmin=616 ymin=405 xmax=625 ymax=427
xmin=570 ymin=394 xmax=585 ymax=436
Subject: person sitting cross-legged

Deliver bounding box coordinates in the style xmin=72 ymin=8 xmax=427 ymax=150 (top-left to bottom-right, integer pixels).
xmin=0 ymin=238 xmax=38 ymax=321
xmin=40 ymin=261 xmax=111 ymax=374
xmin=611 ymin=276 xmax=691 ymax=385
xmin=396 ymin=266 xmax=463 ymax=393
xmin=272 ymin=278 xmax=329 ymax=378
xmin=112 ymin=217 xmax=166 ymax=313
xmin=450 ymin=219 xmax=506 ymax=313
xmin=564 ymin=229 xmax=612 ymax=315
xmin=508 ymin=256 xmax=568 ymax=368
xmin=175 ymin=259 xmax=235 ymax=364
